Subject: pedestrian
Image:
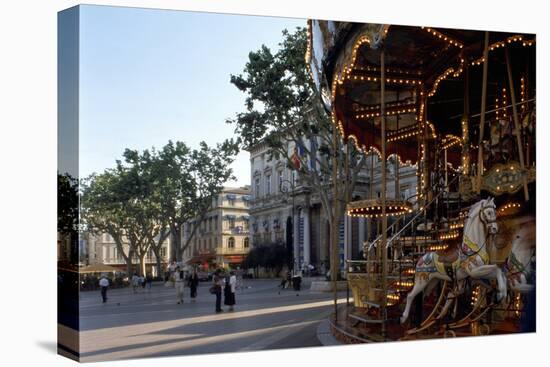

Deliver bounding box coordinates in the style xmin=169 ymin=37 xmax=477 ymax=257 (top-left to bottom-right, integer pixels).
xmin=174 ymin=266 xmax=185 ymax=304
xmin=140 ymin=274 xmax=146 ymax=289
xmin=188 ymin=269 xmax=199 ymax=302
xmin=224 ymin=270 xmax=237 ymax=311
xmin=146 ymin=273 xmax=153 ymax=291
xmin=131 ymin=272 xmax=140 ymax=293
xmin=99 ymin=275 xmax=109 ymax=303
xmin=212 ymin=269 xmax=224 ymax=313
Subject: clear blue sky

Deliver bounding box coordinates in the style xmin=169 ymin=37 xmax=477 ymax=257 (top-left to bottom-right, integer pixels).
xmin=79 ymin=5 xmax=305 ymax=187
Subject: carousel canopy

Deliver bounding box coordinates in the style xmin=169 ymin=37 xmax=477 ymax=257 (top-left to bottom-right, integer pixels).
xmin=307 ymin=21 xmax=535 ymax=166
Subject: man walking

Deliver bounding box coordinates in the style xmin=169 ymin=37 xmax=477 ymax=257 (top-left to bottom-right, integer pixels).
xmin=175 ymin=266 xmax=185 ymax=304
xmin=99 ymin=275 xmax=109 ymax=303
xmin=212 ymin=269 xmax=224 ymax=313
xmin=188 ymin=269 xmax=199 ymax=302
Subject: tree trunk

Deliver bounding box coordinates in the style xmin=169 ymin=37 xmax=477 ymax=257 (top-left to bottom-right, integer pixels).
xmin=139 ymin=253 xmax=146 ymax=277
xmin=170 ymin=225 xmax=183 ymax=262
xmin=152 ymin=246 xmax=162 ymax=279
xmin=125 ymin=251 xmax=134 ymax=276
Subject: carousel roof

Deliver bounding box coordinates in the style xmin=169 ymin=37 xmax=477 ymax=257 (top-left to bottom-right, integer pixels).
xmin=307 ymin=21 xmax=536 ymax=165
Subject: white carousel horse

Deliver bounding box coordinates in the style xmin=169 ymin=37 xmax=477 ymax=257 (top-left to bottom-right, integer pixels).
xmin=400 ymin=197 xmax=507 ymax=324
xmin=504 ymin=220 xmax=536 ymax=293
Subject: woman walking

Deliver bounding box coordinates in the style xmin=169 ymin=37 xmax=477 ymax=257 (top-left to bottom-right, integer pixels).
xmin=212 ymin=269 xmax=224 ymax=313
xmin=188 ymin=270 xmax=199 ymax=302
xmin=174 ymin=266 xmax=185 ymax=304
xmin=224 ymin=271 xmax=237 ymax=311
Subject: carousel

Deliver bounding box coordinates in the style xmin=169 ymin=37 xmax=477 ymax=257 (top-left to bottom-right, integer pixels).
xmin=306 ymin=21 xmax=536 ymax=342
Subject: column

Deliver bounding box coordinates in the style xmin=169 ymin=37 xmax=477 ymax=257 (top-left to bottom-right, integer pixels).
xmin=343 ymin=215 xmax=351 ymax=263
xmin=358 ymin=217 xmax=365 ymax=256
xmin=303 ymin=207 xmax=311 ymax=268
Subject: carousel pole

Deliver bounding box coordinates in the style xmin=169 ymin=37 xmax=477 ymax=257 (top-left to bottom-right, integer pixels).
xmin=380 ymin=48 xmax=388 ymax=337
xmin=504 ymin=47 xmax=530 ymax=201
xmin=476 ymin=31 xmax=490 ymax=193
xmin=462 ymin=64 xmax=470 ymax=176
xmin=331 ymin=112 xmax=340 ymax=322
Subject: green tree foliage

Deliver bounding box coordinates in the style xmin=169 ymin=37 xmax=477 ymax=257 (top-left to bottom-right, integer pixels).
xmin=153 ymin=140 xmax=239 ymax=262
xmin=81 ymin=139 xmax=239 ymax=273
xmin=243 ymin=242 xmax=288 ymax=277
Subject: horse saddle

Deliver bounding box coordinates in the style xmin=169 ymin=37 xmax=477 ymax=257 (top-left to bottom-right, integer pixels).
xmin=436 ymin=246 xmax=459 ymax=264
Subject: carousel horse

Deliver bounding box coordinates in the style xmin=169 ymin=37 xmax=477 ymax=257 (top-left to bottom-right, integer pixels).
xmin=400 ymin=197 xmax=507 ymax=324
xmin=504 ymin=220 xmax=536 ymax=293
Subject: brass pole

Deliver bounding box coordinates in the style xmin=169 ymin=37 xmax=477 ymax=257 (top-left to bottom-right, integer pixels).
xmin=331 ymin=116 xmax=340 ymax=322
xmin=476 ymin=31 xmax=490 ymax=193
xmin=380 ymin=49 xmax=388 ymax=337
xmin=462 ymin=64 xmax=470 ymax=175
xmin=505 ymin=47 xmax=530 ymax=201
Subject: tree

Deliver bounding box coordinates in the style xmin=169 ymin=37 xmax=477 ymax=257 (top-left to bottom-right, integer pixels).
xmin=228 ymin=27 xmax=367 ymax=277
xmin=243 ymin=242 xmax=288 ymax=277
xmin=81 ymin=171 xmax=137 ymax=275
xmin=153 ymin=140 xmax=239 ymax=262
xmin=116 ymin=148 xmax=168 ymax=276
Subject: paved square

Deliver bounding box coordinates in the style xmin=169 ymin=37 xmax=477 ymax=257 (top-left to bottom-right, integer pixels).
xmin=78 ymin=278 xmax=347 ymax=361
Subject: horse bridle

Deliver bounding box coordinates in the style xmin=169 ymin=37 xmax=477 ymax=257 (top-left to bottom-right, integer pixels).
xmin=478 ymin=202 xmax=497 ymax=228
xmin=461 ymin=202 xmax=497 ymax=259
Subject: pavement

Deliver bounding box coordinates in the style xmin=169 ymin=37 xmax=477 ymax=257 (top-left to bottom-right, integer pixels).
xmin=78 ymin=278 xmax=347 ymax=362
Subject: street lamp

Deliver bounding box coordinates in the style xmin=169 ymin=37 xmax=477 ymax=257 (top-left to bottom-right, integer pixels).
xmin=279 ymin=175 xmax=297 ymax=275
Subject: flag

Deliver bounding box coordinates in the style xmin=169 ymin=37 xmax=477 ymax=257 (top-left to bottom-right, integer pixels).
xmin=291 ymin=146 xmax=301 ymax=170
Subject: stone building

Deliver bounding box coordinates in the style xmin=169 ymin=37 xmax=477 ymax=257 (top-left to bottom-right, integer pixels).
xmin=85 ymin=233 xmax=170 ymax=277
xmin=248 ymin=139 xmax=418 ymax=274
xmin=182 ymin=186 xmax=251 ymax=269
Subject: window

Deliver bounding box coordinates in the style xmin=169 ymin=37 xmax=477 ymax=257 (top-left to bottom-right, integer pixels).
xmin=228 ymin=217 xmax=236 ymax=229
xmin=255 ymin=178 xmax=261 ymax=198
xmin=244 ymin=237 xmax=250 ymax=248
xmin=228 ymin=237 xmax=235 ymax=248
xmin=214 ymin=216 xmax=218 ymax=230
xmin=265 ymin=174 xmax=271 ymax=196
xmin=278 ymin=171 xmax=284 ymax=192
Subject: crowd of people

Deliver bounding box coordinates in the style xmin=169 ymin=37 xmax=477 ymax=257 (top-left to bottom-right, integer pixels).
xmin=97 ymin=262 xmax=240 ymax=314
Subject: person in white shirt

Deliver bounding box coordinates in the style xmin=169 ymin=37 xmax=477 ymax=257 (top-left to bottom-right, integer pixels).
xmin=174 ymin=266 xmax=185 ymax=304
xmin=99 ymin=275 xmax=109 ymax=303
xmin=224 ymin=271 xmax=237 ymax=311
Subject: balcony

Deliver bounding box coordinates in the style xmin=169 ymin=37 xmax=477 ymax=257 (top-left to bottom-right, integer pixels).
xmin=216 ymin=247 xmax=250 ymax=255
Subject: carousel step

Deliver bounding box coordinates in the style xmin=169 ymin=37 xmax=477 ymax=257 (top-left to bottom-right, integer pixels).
xmin=349 ymin=312 xmax=384 ymax=324
xmin=360 ymin=299 xmax=382 ymax=309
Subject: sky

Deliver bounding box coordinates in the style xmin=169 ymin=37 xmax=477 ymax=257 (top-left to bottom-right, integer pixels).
xmin=78 ymin=5 xmax=305 ymax=187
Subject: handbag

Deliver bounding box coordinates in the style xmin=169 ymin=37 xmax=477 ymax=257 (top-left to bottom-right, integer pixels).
xmin=209 ymin=285 xmax=218 ymax=294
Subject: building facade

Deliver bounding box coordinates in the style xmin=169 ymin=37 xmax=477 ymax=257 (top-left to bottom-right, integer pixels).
xmin=182 ymin=186 xmax=251 ymax=269
xmin=248 ymin=139 xmax=418 ymax=274
xmin=85 ymin=233 xmax=170 ymax=277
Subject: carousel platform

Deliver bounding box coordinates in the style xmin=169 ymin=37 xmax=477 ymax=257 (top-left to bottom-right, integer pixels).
xmin=326 ymin=303 xmax=525 ymax=344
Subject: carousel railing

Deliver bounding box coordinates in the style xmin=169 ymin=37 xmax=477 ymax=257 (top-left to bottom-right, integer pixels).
xmin=366 ymin=174 xmax=460 ymax=252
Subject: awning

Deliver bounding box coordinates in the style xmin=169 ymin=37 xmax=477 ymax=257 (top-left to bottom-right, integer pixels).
xmin=188 ymin=253 xmax=216 ymax=264
xmin=79 ymin=263 xmax=121 ymax=274
xmin=223 ymin=255 xmax=246 ymax=264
